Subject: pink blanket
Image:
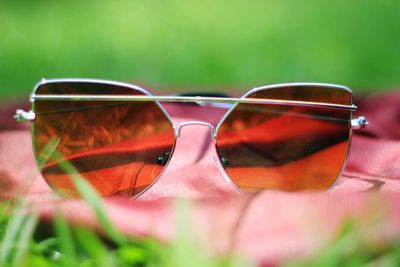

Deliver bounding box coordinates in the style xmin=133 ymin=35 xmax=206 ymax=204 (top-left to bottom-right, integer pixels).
xmin=1 ymin=90 xmax=400 ymax=265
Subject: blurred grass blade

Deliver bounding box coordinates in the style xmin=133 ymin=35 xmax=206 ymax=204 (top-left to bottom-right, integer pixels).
xmin=47 ymin=147 xmax=127 ymax=246
xmin=37 ymin=137 xmax=60 ymax=170
xmin=171 ymin=199 xmax=194 ymax=267
xmin=54 ymin=212 xmax=77 ymax=267
xmin=39 ymin=139 xmax=127 ymax=246
xmin=74 ymin=226 xmax=111 ymax=267
xmin=168 ymin=199 xmax=216 ymax=267
xmin=11 ymin=211 xmax=39 ymax=267
xmin=36 ymin=237 xmax=58 ymax=255
xmin=0 ymin=201 xmax=28 ymax=264
xmin=71 ymin=173 xmax=127 ymax=245
xmin=0 ymin=200 xmax=11 ymax=216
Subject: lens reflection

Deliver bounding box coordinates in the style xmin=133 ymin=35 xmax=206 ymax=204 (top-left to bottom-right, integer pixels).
xmin=34 ymin=82 xmax=175 ymax=197
xmin=216 ymin=85 xmax=352 ymax=191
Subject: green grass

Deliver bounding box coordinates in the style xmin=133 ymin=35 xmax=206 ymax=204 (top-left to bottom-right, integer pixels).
xmin=0 ymin=145 xmax=251 ymax=267
xmin=0 ymin=174 xmax=250 ymax=267
xmin=2 ymin=181 xmax=400 ymax=266
xmin=0 ymin=201 xmax=246 ymax=267
xmin=1 ymin=0 xmax=400 ymax=100
xmin=1 ymin=145 xmax=400 ymax=266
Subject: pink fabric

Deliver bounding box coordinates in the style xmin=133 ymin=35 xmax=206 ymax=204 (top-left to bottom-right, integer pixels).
xmin=1 ymin=90 xmax=400 ymax=265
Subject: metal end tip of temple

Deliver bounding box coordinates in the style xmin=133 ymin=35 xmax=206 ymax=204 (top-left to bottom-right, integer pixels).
xmin=351 ymin=116 xmax=369 ymax=129
xmin=14 ymin=109 xmax=35 ymax=122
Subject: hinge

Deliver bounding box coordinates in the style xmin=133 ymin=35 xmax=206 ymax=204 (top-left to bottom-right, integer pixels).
xmin=14 ymin=109 xmax=35 ymax=122
xmin=351 ymin=116 xmax=369 ymax=129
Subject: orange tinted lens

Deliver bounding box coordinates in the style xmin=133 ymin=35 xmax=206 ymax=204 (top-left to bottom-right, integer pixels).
xmin=34 ymin=82 xmax=175 ymax=197
xmin=216 ymin=85 xmax=352 ymax=191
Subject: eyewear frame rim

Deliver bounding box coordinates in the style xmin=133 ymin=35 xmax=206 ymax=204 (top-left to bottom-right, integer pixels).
xmin=15 ymin=78 xmax=367 ymax=197
xmin=29 ymin=78 xmax=357 ymax=111
xmin=17 ymin=78 xmax=367 ymax=130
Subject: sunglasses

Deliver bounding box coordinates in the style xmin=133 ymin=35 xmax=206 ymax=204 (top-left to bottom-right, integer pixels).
xmin=15 ymin=79 xmax=368 ymax=198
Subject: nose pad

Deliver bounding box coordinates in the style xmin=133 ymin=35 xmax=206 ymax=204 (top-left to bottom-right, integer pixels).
xmin=176 ymin=121 xmax=216 ymax=139
xmin=155 ymin=122 xmax=215 ymax=167
xmin=140 ymin=123 xmax=242 ymax=199
xmin=157 ymin=151 xmax=171 ymax=165
xmin=220 ymin=156 xmax=230 ymax=167
xmin=176 ymin=122 xmax=239 ymax=192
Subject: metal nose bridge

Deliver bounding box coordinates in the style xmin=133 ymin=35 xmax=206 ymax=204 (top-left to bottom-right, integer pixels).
xmin=175 ymin=121 xmax=216 ymax=139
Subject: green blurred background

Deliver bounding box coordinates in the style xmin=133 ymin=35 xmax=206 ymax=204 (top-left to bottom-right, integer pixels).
xmin=1 ymin=0 xmax=400 ymax=100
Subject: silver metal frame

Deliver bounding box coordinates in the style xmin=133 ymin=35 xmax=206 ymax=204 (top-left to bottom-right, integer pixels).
xmin=15 ymin=78 xmax=369 ymax=197
xmin=213 ymin=82 xmax=359 ymax=192
xmin=25 ymin=78 xmax=177 ymax=200
xmin=31 ymin=95 xmax=357 ymax=111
